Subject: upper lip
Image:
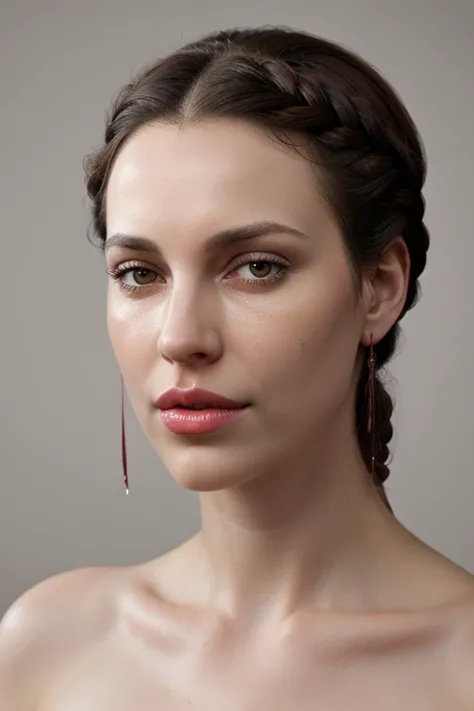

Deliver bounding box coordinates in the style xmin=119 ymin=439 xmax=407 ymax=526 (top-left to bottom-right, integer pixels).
xmin=156 ymin=387 xmax=249 ymax=410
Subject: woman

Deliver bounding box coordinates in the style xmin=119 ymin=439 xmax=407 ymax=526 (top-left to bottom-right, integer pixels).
xmin=1 ymin=25 xmax=474 ymax=710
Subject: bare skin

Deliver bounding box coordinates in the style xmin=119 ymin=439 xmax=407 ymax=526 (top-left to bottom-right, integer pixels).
xmin=1 ymin=548 xmax=474 ymax=710
xmin=1 ymin=118 xmax=473 ymax=708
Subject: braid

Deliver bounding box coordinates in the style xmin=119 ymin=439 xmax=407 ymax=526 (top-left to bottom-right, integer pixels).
xmin=356 ymin=352 xmax=394 ymax=511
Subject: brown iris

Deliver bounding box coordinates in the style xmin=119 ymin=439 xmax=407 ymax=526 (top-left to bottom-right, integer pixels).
xmin=132 ymin=268 xmax=156 ymax=285
xmin=248 ymin=261 xmax=272 ymax=278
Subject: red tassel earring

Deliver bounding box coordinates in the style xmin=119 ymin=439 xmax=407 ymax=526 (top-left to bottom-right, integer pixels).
xmin=121 ymin=375 xmax=129 ymax=495
xmin=366 ymin=333 xmax=377 ymax=477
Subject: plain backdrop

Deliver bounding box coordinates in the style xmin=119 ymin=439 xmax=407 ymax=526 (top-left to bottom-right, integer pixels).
xmin=1 ymin=0 xmax=473 ymax=616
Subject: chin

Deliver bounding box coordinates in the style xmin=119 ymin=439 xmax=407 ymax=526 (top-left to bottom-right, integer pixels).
xmin=156 ymin=448 xmax=259 ymax=492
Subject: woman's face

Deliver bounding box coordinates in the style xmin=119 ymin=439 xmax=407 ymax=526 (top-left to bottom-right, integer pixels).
xmin=105 ymin=118 xmax=367 ymax=491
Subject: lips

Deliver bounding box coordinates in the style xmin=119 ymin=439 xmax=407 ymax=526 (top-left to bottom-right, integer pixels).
xmin=156 ymin=387 xmax=249 ymax=411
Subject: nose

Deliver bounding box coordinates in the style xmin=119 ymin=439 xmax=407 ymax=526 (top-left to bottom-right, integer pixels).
xmin=157 ymin=282 xmax=223 ymax=367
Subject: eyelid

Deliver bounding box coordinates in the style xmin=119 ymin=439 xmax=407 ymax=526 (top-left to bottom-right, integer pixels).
xmin=228 ymin=251 xmax=290 ymax=269
xmin=110 ymin=259 xmax=151 ymax=271
xmin=108 ymin=251 xmax=291 ymax=274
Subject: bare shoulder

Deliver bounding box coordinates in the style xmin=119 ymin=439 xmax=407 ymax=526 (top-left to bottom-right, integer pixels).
xmin=0 ymin=566 xmax=125 ymax=709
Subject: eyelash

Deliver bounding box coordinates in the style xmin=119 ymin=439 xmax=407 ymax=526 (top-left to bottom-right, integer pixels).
xmin=106 ymin=254 xmax=291 ymax=295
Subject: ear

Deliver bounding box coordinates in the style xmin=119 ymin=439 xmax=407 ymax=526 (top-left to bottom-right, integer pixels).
xmin=361 ymin=236 xmax=410 ymax=347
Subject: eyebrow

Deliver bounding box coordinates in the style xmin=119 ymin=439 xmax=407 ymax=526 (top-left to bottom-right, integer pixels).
xmin=104 ymin=220 xmax=309 ymax=255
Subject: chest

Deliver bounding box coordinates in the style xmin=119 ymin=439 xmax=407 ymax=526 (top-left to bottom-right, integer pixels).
xmin=41 ymin=628 xmax=470 ymax=711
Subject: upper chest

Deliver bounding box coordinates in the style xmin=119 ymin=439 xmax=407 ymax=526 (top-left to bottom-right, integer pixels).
xmin=41 ymin=611 xmax=473 ymax=711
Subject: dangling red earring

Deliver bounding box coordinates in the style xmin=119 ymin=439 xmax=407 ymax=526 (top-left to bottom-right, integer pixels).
xmin=121 ymin=375 xmax=129 ymax=495
xmin=366 ymin=333 xmax=377 ymax=477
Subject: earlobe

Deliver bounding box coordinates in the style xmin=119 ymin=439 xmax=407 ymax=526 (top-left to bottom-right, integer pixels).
xmin=359 ymin=277 xmax=378 ymax=348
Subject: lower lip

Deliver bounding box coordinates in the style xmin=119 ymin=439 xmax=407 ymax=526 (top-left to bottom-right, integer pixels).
xmin=159 ymin=406 xmax=249 ymax=434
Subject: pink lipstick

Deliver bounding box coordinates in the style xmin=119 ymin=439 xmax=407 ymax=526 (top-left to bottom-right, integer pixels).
xmin=156 ymin=387 xmax=250 ymax=435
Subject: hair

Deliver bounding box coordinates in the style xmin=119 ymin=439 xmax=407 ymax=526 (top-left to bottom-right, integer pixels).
xmin=84 ymin=25 xmax=430 ymax=514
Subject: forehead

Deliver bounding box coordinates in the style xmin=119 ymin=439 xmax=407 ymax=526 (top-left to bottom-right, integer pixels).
xmin=105 ymin=119 xmax=328 ymax=238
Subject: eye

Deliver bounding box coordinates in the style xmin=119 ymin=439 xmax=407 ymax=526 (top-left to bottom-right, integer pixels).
xmin=227 ymin=255 xmax=290 ymax=285
xmin=234 ymin=260 xmax=278 ymax=280
xmin=106 ymin=253 xmax=291 ymax=294
xmin=106 ymin=263 xmax=159 ymax=293
xmin=121 ymin=267 xmax=157 ymax=287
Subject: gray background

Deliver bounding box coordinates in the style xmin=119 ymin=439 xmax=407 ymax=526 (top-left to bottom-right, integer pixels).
xmin=1 ymin=0 xmax=473 ymax=616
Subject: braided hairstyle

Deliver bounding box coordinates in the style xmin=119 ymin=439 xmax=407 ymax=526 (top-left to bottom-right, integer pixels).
xmin=84 ymin=26 xmax=430 ymax=514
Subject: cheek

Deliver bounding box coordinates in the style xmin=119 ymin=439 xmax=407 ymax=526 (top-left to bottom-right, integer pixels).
xmin=106 ymin=294 xmax=157 ymax=378
xmin=248 ymin=274 xmax=360 ymax=415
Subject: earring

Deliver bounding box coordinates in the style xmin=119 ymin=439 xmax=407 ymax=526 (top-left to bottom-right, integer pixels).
xmin=366 ymin=333 xmax=377 ymax=477
xmin=121 ymin=375 xmax=129 ymax=495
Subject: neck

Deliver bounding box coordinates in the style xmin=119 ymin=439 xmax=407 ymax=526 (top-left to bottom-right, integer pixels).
xmin=186 ymin=415 xmax=406 ymax=630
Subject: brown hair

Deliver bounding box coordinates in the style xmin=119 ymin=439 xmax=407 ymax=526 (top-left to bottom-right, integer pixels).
xmin=84 ymin=25 xmax=430 ymax=513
